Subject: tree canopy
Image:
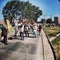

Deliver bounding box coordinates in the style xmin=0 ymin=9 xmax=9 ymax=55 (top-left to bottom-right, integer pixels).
xmin=2 ymin=0 xmax=42 ymax=23
xmin=41 ymin=19 xmax=45 ymax=23
xmin=46 ymin=18 xmax=52 ymax=24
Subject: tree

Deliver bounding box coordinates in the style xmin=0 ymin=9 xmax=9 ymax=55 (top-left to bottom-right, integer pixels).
xmin=46 ymin=18 xmax=52 ymax=24
xmin=2 ymin=0 xmax=21 ymax=24
xmin=41 ymin=19 xmax=45 ymax=23
xmin=2 ymin=0 xmax=42 ymax=24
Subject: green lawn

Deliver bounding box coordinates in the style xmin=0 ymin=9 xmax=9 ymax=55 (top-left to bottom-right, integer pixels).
xmin=43 ymin=26 xmax=60 ymax=38
xmin=52 ymin=36 xmax=60 ymax=45
xmin=52 ymin=36 xmax=60 ymax=60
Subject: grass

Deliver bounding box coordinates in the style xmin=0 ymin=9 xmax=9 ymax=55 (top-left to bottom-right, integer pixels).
xmin=43 ymin=26 xmax=60 ymax=38
xmin=52 ymin=36 xmax=60 ymax=60
xmin=52 ymin=36 xmax=60 ymax=45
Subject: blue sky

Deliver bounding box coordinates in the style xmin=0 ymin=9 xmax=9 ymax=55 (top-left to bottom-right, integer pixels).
xmin=0 ymin=0 xmax=60 ymax=20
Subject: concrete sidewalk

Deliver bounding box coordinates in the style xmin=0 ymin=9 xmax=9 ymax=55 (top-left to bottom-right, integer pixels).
xmin=41 ymin=29 xmax=54 ymax=60
xmin=0 ymin=30 xmax=55 ymax=60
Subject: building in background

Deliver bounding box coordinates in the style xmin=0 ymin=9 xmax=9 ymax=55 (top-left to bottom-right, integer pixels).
xmin=54 ymin=17 xmax=60 ymax=27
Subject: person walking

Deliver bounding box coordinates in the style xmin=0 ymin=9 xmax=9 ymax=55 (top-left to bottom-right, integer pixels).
xmin=20 ymin=24 xmax=24 ymax=40
xmin=24 ymin=24 xmax=29 ymax=37
xmin=33 ymin=23 xmax=38 ymax=38
xmin=0 ymin=24 xmax=8 ymax=45
xmin=38 ymin=25 xmax=42 ymax=35
xmin=14 ymin=20 xmax=18 ymax=37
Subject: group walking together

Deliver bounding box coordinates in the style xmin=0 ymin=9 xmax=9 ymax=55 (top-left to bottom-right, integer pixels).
xmin=0 ymin=19 xmax=42 ymax=45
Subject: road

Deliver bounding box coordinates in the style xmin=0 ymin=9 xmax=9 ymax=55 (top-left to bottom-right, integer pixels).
xmin=0 ymin=30 xmax=54 ymax=60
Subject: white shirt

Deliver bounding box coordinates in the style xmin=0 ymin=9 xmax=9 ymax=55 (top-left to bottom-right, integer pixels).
xmin=20 ymin=25 xmax=24 ymax=32
xmin=33 ymin=25 xmax=38 ymax=32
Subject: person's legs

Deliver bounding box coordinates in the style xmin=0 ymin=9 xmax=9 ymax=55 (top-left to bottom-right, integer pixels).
xmin=14 ymin=29 xmax=17 ymax=37
xmin=3 ymin=30 xmax=8 ymax=45
xmin=22 ymin=32 xmax=24 ymax=40
xmin=35 ymin=31 xmax=38 ymax=38
xmin=33 ymin=31 xmax=36 ymax=38
xmin=35 ymin=32 xmax=36 ymax=37
xmin=21 ymin=32 xmax=24 ymax=40
xmin=3 ymin=31 xmax=8 ymax=45
xmin=39 ymin=30 xmax=40 ymax=35
xmin=27 ymin=31 xmax=29 ymax=37
xmin=26 ymin=31 xmax=28 ymax=37
xmin=39 ymin=29 xmax=41 ymax=35
xmin=24 ymin=31 xmax=26 ymax=37
xmin=20 ymin=32 xmax=22 ymax=39
xmin=4 ymin=35 xmax=8 ymax=45
xmin=25 ymin=31 xmax=27 ymax=37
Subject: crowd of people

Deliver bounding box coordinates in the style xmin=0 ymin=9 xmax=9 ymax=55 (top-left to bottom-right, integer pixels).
xmin=14 ymin=20 xmax=42 ymax=40
xmin=0 ymin=19 xmax=42 ymax=45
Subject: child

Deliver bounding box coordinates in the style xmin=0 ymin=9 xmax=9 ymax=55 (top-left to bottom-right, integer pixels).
xmin=38 ymin=25 xmax=42 ymax=35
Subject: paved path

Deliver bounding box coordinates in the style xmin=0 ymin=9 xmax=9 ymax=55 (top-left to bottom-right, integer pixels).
xmin=49 ymin=33 xmax=60 ymax=41
xmin=0 ymin=30 xmax=54 ymax=60
xmin=41 ymin=29 xmax=54 ymax=60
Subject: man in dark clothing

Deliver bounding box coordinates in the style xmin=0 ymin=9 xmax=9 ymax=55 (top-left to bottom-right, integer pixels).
xmin=0 ymin=24 xmax=8 ymax=45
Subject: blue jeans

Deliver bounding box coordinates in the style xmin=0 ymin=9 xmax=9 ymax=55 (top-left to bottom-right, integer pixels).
xmin=33 ymin=31 xmax=37 ymax=37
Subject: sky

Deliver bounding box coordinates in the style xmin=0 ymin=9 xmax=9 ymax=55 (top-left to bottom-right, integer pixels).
xmin=0 ymin=0 xmax=60 ymax=21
